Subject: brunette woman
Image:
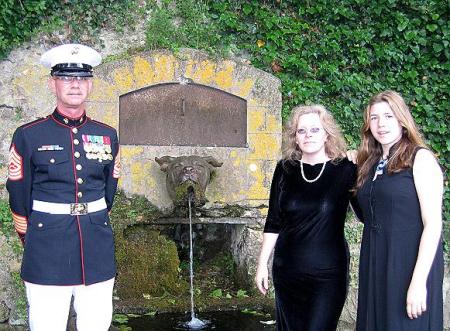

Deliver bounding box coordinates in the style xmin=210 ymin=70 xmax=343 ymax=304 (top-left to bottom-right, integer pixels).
xmin=355 ymin=90 xmax=444 ymax=330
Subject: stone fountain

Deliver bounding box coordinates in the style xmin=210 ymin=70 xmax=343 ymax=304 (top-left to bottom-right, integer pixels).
xmin=156 ymin=154 xmax=224 ymax=328
xmin=104 ymin=50 xmax=282 ymax=313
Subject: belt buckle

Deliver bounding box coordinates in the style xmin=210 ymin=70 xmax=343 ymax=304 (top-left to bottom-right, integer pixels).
xmin=70 ymin=203 xmax=88 ymax=215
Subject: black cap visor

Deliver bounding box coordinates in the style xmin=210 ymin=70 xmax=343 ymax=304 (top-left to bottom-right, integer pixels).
xmin=51 ymin=63 xmax=93 ymax=77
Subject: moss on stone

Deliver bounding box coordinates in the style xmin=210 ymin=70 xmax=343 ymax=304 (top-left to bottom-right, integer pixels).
xmin=110 ymin=191 xmax=188 ymax=300
xmin=115 ymin=227 xmax=188 ymax=300
xmin=174 ymin=181 xmax=204 ymax=206
xmin=110 ymin=190 xmax=162 ymax=231
xmin=221 ymin=204 xmax=246 ymax=218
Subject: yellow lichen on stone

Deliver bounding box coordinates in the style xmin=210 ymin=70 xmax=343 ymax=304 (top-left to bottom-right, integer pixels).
xmin=260 ymin=207 xmax=269 ymax=217
xmin=133 ymin=57 xmax=155 ymax=87
xmin=248 ymin=109 xmax=265 ymax=133
xmin=14 ymin=66 xmax=50 ymax=102
xmin=113 ymin=67 xmax=135 ymax=94
xmin=248 ymin=134 xmax=281 ymax=160
xmin=183 ymin=59 xmax=195 ymax=80
xmin=247 ymin=98 xmax=260 ymax=107
xmin=234 ymin=78 xmax=254 ymax=98
xmin=188 ymin=60 xmax=216 ymax=84
xmin=89 ymin=78 xmax=117 ymax=101
xmin=131 ymin=161 xmax=142 ymax=175
xmin=229 ymin=150 xmax=243 ymax=167
xmin=214 ymin=62 xmax=234 ymax=89
xmin=266 ymin=114 xmax=282 ymax=133
xmin=121 ymin=146 xmax=144 ymax=159
xmin=130 ymin=162 xmax=146 ymax=193
xmin=246 ymin=161 xmax=269 ymax=200
xmin=100 ymin=111 xmax=118 ymax=129
xmin=88 ymin=103 xmax=118 ymax=129
xmin=142 ymin=162 xmax=156 ymax=190
xmin=153 ymin=54 xmax=176 ymax=82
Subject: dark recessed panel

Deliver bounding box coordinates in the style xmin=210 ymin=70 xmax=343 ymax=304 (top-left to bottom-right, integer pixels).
xmin=119 ymin=83 xmax=247 ymax=147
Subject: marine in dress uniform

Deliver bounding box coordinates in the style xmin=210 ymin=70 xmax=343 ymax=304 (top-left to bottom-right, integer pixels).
xmin=6 ymin=44 xmax=120 ymax=331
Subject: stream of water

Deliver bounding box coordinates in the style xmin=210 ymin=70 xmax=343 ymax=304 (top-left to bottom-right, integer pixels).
xmin=181 ymin=190 xmax=208 ymax=329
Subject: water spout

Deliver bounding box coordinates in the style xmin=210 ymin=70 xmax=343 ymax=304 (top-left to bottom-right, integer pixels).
xmin=155 ymin=155 xmax=223 ymax=207
xmin=182 ymin=188 xmax=208 ymax=330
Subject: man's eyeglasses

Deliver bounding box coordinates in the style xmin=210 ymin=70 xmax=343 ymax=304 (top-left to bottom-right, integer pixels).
xmin=54 ymin=76 xmax=91 ymax=84
xmin=296 ymin=127 xmax=322 ymax=135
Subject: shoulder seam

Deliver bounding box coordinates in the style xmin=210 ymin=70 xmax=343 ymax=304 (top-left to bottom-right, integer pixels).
xmin=89 ymin=118 xmax=115 ymax=130
xmin=22 ymin=117 xmax=50 ymax=130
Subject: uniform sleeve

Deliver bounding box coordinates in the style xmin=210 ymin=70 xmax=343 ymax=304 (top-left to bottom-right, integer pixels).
xmin=263 ymin=161 xmax=284 ymax=233
xmin=104 ymin=130 xmax=120 ymax=211
xmin=6 ymin=127 xmax=33 ymax=243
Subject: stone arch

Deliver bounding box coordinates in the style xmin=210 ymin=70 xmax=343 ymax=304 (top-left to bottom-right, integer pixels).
xmin=89 ymin=49 xmax=282 ymax=209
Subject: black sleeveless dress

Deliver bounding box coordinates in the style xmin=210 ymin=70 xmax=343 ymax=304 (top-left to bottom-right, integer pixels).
xmin=356 ymin=156 xmax=444 ymax=330
xmin=264 ymin=159 xmax=357 ymax=331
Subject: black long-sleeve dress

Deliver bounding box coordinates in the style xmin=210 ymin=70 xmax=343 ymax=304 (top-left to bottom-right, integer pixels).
xmin=264 ymin=158 xmax=357 ymax=331
xmin=356 ymin=157 xmax=444 ymax=330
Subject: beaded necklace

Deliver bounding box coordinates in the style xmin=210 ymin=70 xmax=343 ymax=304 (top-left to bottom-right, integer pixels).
xmin=300 ymin=160 xmax=327 ymax=183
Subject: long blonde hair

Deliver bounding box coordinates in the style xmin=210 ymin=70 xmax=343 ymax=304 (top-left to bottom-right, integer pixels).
xmin=356 ymin=90 xmax=428 ymax=190
xmin=282 ymin=105 xmax=347 ymax=162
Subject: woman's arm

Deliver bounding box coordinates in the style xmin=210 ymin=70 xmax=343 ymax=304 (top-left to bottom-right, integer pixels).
xmin=407 ymin=149 xmax=443 ymax=319
xmin=255 ymin=162 xmax=283 ymax=295
xmin=255 ymin=233 xmax=279 ymax=295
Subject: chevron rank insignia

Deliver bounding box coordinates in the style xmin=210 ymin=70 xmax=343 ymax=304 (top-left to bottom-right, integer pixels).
xmin=8 ymin=145 xmax=23 ymax=181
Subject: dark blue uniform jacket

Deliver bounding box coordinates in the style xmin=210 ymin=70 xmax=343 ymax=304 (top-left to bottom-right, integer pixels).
xmin=6 ymin=109 xmax=120 ymax=285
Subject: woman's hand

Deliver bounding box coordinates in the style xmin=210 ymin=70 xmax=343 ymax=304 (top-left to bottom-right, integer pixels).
xmin=406 ymin=281 xmax=427 ymax=319
xmin=255 ymin=264 xmax=269 ymax=295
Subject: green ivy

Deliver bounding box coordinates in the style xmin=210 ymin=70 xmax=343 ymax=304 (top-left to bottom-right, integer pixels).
xmin=0 ymin=0 xmax=48 ymax=58
xmin=146 ymin=0 xmax=226 ymax=56
xmin=0 ymin=0 xmax=140 ymax=59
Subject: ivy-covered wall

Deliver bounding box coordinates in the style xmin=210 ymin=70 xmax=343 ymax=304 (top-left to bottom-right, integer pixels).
xmin=1 ymin=0 xmax=448 ymax=222
xmin=0 ymin=1 xmax=449 ymax=326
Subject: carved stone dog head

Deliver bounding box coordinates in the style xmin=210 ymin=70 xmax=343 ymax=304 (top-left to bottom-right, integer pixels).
xmin=155 ymin=155 xmax=223 ymax=206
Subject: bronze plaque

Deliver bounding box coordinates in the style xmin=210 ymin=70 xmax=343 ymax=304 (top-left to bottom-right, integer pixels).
xmin=119 ymin=83 xmax=247 ymax=147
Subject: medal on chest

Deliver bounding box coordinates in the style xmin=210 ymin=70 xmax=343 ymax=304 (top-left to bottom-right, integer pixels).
xmin=82 ymin=134 xmax=113 ymax=162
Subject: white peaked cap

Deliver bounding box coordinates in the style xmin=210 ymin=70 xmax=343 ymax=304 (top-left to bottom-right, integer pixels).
xmin=40 ymin=43 xmax=102 ymax=68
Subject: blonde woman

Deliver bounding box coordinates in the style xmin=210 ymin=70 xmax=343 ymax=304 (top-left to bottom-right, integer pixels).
xmin=255 ymin=105 xmax=359 ymax=330
xmin=355 ymin=90 xmax=444 ymax=330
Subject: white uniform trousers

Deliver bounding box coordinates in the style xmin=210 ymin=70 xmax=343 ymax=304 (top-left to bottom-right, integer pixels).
xmin=25 ymin=278 xmax=115 ymax=331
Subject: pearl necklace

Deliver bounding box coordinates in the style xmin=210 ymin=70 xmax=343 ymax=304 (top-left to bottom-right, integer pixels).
xmin=300 ymin=160 xmax=327 ymax=183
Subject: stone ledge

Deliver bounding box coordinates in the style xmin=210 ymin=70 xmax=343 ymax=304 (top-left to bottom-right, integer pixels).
xmin=152 ymin=217 xmax=264 ymax=227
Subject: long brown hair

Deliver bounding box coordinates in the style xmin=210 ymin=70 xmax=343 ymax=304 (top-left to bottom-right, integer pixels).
xmin=355 ymin=90 xmax=428 ymax=190
xmin=283 ymin=105 xmax=347 ymax=162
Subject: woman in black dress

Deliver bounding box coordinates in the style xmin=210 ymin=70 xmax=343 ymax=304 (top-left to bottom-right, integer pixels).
xmin=355 ymin=90 xmax=444 ymax=330
xmin=255 ymin=105 xmax=358 ymax=330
